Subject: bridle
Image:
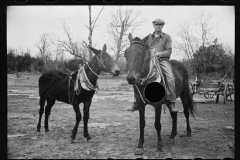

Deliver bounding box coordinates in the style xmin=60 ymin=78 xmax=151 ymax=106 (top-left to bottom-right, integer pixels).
xmin=128 ymin=40 xmax=162 ymax=104
xmin=128 ymin=41 xmax=154 ymax=83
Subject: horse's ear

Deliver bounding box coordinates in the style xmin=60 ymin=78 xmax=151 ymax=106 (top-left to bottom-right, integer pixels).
xmin=88 ymin=45 xmax=101 ymax=55
xmin=102 ymin=44 xmax=107 ymax=53
xmin=128 ymin=33 xmax=133 ymax=42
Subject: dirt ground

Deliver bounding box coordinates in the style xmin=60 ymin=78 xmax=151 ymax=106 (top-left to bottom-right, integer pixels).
xmin=7 ymin=74 xmax=234 ymax=159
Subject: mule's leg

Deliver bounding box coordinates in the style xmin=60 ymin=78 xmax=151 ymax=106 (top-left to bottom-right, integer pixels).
xmin=37 ymin=97 xmax=45 ymax=132
xmin=83 ymin=100 xmax=92 ymax=141
xmin=155 ymin=104 xmax=163 ymax=152
xmin=70 ymin=99 xmax=81 ymax=141
xmin=167 ymin=103 xmax=178 ymax=139
xmin=44 ymin=97 xmax=56 ymax=132
xmin=135 ymin=101 xmax=146 ymax=155
xmin=180 ymin=94 xmax=191 ymax=137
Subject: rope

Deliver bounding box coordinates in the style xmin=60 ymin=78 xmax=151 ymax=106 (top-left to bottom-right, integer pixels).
xmin=68 ymin=72 xmax=75 ymax=104
xmin=134 ymin=84 xmax=146 ymax=104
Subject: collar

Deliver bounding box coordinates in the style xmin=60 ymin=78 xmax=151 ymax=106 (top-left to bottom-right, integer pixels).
xmin=152 ymin=31 xmax=164 ymax=39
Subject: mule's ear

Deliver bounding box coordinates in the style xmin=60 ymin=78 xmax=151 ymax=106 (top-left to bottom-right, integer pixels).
xmin=102 ymin=44 xmax=107 ymax=53
xmin=88 ymin=45 xmax=101 ymax=55
xmin=128 ymin=33 xmax=133 ymax=42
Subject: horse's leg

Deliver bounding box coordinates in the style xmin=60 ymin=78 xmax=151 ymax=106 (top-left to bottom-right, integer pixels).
xmin=180 ymin=94 xmax=191 ymax=137
xmin=70 ymin=99 xmax=81 ymax=141
xmin=167 ymin=103 xmax=178 ymax=139
xmin=135 ymin=100 xmax=146 ymax=155
xmin=83 ymin=100 xmax=92 ymax=141
xmin=44 ymin=97 xmax=56 ymax=132
xmin=37 ymin=96 xmax=45 ymax=132
xmin=155 ymin=103 xmax=163 ymax=152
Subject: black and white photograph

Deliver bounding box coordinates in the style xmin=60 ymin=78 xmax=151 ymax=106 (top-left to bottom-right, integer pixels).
xmin=7 ymin=5 xmax=234 ymax=159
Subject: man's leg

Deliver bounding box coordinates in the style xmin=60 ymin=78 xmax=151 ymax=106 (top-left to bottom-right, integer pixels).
xmin=159 ymin=60 xmax=178 ymax=113
xmin=127 ymin=88 xmax=138 ymax=111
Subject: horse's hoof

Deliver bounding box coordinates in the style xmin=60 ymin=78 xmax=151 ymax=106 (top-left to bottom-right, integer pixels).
xmin=135 ymin=148 xmax=144 ymax=155
xmin=187 ymin=133 xmax=191 ymax=137
xmin=158 ymin=147 xmax=163 ymax=152
xmin=45 ymin=129 xmax=49 ymax=132
xmin=37 ymin=129 xmax=40 ymax=132
xmin=168 ymin=137 xmax=175 ymax=144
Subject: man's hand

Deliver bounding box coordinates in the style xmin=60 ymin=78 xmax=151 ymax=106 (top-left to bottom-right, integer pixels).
xmin=150 ymin=48 xmax=156 ymax=55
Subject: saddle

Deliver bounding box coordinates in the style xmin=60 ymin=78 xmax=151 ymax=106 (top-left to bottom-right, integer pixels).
xmin=140 ymin=57 xmax=166 ymax=87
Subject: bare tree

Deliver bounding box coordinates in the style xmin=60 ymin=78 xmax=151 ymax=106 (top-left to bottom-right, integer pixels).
xmin=107 ymin=7 xmax=144 ymax=62
xmin=85 ymin=6 xmax=104 ymax=58
xmin=51 ymin=20 xmax=89 ymax=61
xmin=36 ymin=33 xmax=52 ymax=65
xmin=174 ymin=9 xmax=218 ymax=75
xmin=55 ymin=48 xmax=65 ymax=70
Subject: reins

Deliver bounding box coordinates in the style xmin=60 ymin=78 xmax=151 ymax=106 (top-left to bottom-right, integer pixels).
xmin=129 ymin=40 xmax=163 ymax=104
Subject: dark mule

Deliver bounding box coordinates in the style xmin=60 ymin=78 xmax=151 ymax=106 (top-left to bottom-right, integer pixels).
xmin=37 ymin=44 xmax=120 ymax=142
xmin=124 ymin=33 xmax=196 ymax=155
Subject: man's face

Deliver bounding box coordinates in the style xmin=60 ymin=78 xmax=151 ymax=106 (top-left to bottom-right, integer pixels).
xmin=153 ymin=23 xmax=164 ymax=32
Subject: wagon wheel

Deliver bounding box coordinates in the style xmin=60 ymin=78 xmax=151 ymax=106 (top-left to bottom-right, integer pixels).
xmin=223 ymin=83 xmax=230 ymax=104
xmin=204 ymin=94 xmax=214 ymax=99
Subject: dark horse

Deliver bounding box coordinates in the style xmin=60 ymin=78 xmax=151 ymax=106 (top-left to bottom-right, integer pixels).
xmin=124 ymin=33 xmax=196 ymax=155
xmin=37 ymin=44 xmax=120 ymax=142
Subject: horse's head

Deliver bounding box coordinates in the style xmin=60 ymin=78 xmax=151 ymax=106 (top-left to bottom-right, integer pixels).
xmin=89 ymin=44 xmax=120 ymax=76
xmin=124 ymin=33 xmax=150 ymax=85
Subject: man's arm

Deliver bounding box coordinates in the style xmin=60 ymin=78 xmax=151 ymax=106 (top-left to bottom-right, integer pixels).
xmin=156 ymin=35 xmax=172 ymax=58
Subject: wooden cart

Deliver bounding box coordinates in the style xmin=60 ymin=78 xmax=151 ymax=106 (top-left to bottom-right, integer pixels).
xmin=190 ymin=74 xmax=234 ymax=104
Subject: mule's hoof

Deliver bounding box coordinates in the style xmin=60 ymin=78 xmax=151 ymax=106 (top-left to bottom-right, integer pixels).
xmin=70 ymin=138 xmax=74 ymax=144
xmin=135 ymin=148 xmax=144 ymax=155
xmin=86 ymin=135 xmax=92 ymax=141
xmin=169 ymin=135 xmax=175 ymax=139
xmin=70 ymin=135 xmax=76 ymax=140
xmin=187 ymin=133 xmax=191 ymax=137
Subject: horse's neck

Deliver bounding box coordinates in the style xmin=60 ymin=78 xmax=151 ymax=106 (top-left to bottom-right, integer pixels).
xmin=84 ymin=56 xmax=101 ymax=86
xmin=140 ymin=57 xmax=151 ymax=78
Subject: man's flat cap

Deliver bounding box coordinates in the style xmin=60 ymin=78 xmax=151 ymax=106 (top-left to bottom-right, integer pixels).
xmin=152 ymin=19 xmax=165 ymax=25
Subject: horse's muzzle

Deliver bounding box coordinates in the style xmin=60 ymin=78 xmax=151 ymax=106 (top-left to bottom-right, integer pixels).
xmin=126 ymin=73 xmax=139 ymax=85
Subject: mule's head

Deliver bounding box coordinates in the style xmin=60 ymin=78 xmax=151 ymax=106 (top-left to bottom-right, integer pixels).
xmin=124 ymin=33 xmax=150 ymax=85
xmin=89 ymin=44 xmax=120 ymax=76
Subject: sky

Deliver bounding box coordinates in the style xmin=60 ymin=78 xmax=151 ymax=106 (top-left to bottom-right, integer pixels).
xmin=7 ymin=5 xmax=234 ymax=60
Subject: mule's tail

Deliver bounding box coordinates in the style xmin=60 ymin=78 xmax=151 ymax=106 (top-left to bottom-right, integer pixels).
xmin=187 ymin=92 xmax=196 ymax=118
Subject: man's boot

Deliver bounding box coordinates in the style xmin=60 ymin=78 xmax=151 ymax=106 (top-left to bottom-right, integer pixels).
xmin=167 ymin=102 xmax=178 ymax=113
xmin=127 ymin=101 xmax=138 ymax=111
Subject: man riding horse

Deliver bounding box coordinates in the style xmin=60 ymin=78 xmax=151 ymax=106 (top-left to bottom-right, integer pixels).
xmin=128 ymin=18 xmax=178 ymax=113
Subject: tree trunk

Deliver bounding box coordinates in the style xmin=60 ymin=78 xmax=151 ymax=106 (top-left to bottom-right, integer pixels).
xmin=116 ymin=21 xmax=125 ymax=62
xmin=88 ymin=6 xmax=93 ymax=58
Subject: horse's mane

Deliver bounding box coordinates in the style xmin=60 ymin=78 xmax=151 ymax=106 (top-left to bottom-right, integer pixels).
xmin=133 ymin=34 xmax=151 ymax=45
xmin=133 ymin=37 xmax=142 ymax=42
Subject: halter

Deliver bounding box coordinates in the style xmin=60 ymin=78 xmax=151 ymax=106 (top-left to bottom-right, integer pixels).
xmin=82 ymin=41 xmax=108 ymax=78
xmin=129 ymin=41 xmax=154 ymax=83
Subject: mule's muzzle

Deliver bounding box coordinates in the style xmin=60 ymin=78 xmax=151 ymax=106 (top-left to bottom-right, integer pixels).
xmin=112 ymin=70 xmax=120 ymax=76
xmin=110 ymin=65 xmax=120 ymax=76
